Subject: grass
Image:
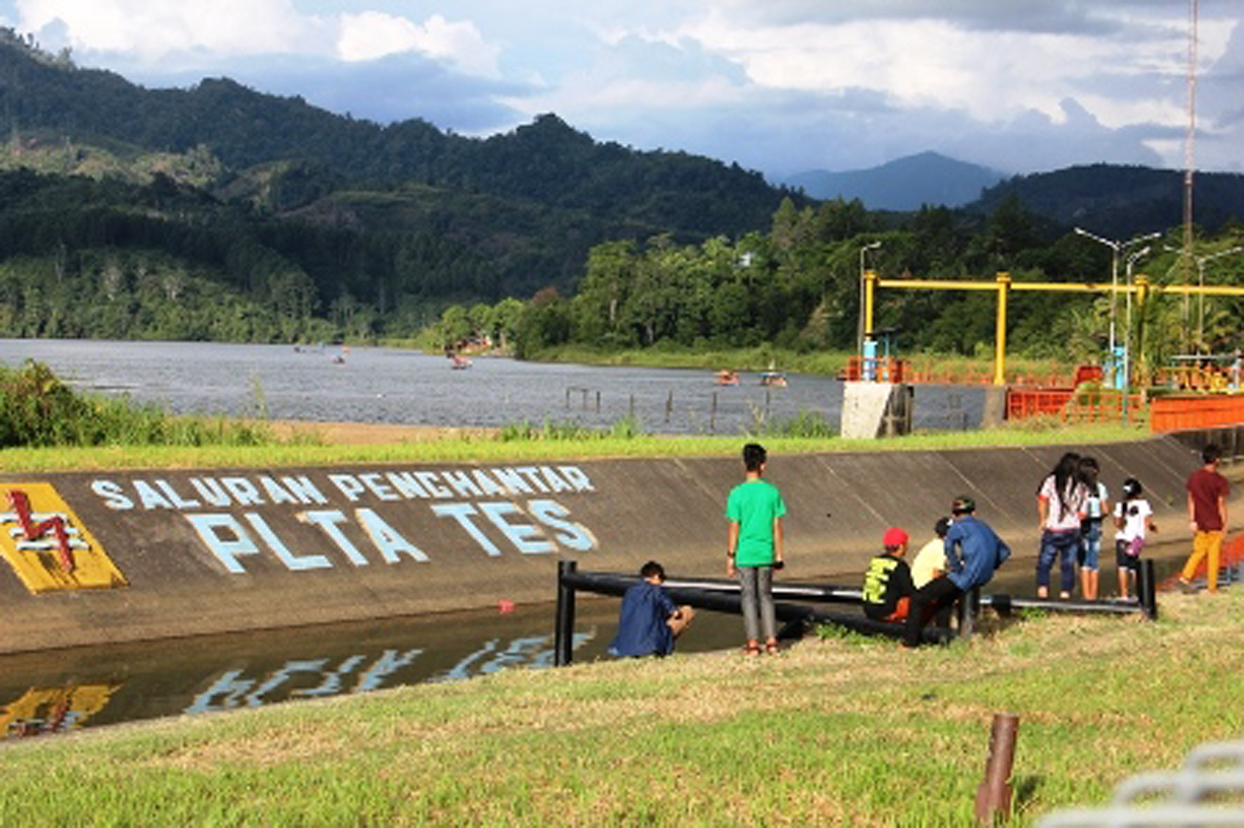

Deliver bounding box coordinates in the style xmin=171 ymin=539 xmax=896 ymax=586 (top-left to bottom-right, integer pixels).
xmin=528 ymin=344 xmax=1089 ymax=385
xmin=1 ymin=592 xmax=1241 ymax=825
xmin=531 ymin=343 xmax=853 ymax=375
xmin=0 ymin=422 xmax=1151 ymax=472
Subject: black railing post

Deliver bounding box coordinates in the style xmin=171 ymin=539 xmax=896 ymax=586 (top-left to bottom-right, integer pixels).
xmin=1139 ymin=558 xmax=1158 ymax=621
xmin=554 ymin=560 xmax=578 ymax=667
xmin=957 ymin=587 xmax=981 ymax=641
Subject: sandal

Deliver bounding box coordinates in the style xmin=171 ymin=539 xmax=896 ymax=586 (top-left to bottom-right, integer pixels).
xmin=765 ymin=640 xmax=780 ymax=655
xmin=743 ymin=642 xmax=761 ymax=657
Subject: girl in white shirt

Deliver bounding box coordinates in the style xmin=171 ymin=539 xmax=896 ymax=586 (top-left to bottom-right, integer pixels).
xmin=1036 ymin=452 xmax=1090 ymax=599
xmin=1114 ymin=477 xmax=1157 ymax=601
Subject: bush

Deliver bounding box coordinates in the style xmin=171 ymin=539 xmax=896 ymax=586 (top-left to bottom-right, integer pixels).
xmin=0 ymin=360 xmax=272 ymax=448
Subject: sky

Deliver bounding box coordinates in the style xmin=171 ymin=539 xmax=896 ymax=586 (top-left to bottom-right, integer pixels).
xmin=2 ymin=1 xmax=1241 ymax=181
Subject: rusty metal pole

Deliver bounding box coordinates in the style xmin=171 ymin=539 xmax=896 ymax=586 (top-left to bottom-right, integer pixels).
xmin=975 ymin=712 xmax=1019 ymax=825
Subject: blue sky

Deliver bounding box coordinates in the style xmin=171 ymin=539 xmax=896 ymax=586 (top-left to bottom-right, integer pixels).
xmin=2 ymin=1 xmax=1240 ymax=180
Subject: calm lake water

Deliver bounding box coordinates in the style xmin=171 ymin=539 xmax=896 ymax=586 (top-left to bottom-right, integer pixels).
xmin=0 ymin=339 xmax=984 ymax=433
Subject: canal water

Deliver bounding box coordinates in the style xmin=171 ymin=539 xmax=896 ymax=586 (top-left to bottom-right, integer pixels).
xmin=0 ymin=339 xmax=984 ymax=434
xmin=0 ymin=542 xmax=1198 ymax=742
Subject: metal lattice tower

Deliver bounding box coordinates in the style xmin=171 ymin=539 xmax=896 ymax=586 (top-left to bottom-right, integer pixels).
xmin=1182 ymin=0 xmax=1198 ymax=304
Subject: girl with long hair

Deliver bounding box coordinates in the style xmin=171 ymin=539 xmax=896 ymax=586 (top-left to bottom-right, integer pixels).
xmin=1036 ymin=452 xmax=1090 ymax=599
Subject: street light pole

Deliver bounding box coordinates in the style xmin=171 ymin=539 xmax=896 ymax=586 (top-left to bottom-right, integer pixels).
xmin=1194 ymin=246 xmax=1244 ymax=351
xmin=1123 ymin=246 xmax=1151 ymax=424
xmin=857 ymin=241 xmax=882 ymax=354
xmin=1074 ymin=228 xmax=1160 ymax=388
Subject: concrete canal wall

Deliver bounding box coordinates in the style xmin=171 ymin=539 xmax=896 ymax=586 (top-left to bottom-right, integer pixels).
xmin=0 ymin=437 xmax=1217 ymax=654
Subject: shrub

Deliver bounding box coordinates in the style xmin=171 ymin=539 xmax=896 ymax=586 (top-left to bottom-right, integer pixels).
xmin=0 ymin=360 xmax=271 ymax=448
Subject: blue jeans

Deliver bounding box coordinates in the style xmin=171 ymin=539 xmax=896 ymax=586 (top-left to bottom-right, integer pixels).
xmin=1037 ymin=529 xmax=1081 ymax=594
xmin=1080 ymin=520 xmax=1103 ymax=571
xmin=738 ymin=566 xmax=776 ymax=642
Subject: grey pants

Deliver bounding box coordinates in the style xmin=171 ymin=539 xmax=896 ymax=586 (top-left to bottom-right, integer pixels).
xmin=738 ymin=565 xmax=776 ymax=642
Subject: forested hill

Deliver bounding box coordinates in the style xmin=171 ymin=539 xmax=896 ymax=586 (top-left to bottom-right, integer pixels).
xmin=973 ymin=164 xmax=1244 ymax=238
xmin=0 ymin=34 xmax=785 ymax=236
xmin=1 ymin=28 xmax=1242 ymax=352
xmin=0 ymin=29 xmax=810 ymax=342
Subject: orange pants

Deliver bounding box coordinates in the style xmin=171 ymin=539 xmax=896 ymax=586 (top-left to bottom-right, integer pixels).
xmin=1182 ymin=531 xmax=1224 ymax=592
xmin=883 ymin=597 xmax=911 ymax=622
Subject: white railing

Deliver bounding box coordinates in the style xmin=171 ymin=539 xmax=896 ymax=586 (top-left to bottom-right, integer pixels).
xmin=1039 ymin=741 xmax=1244 ymax=826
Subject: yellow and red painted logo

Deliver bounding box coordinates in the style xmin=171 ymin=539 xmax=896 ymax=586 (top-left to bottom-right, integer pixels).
xmin=1 ymin=683 xmax=122 ymax=738
xmin=0 ymin=483 xmax=127 ymax=593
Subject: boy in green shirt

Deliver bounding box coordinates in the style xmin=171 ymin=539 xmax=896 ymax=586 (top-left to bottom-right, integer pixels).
xmin=726 ymin=443 xmax=787 ymax=655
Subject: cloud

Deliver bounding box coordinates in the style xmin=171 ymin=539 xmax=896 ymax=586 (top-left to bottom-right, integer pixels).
xmin=15 ymin=0 xmax=324 ymax=60
xmin=14 ymin=0 xmax=501 ymax=79
xmin=5 ymin=0 xmax=1241 ymax=177
xmin=336 ymin=12 xmax=500 ymax=77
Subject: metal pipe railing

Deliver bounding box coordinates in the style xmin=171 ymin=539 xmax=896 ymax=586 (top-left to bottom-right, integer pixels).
xmin=554 ymin=558 xmax=1159 ymax=666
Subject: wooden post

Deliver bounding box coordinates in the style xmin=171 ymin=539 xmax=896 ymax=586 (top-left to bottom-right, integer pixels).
xmin=710 ymin=392 xmax=717 ymax=433
xmin=975 ymin=712 xmax=1019 ymax=825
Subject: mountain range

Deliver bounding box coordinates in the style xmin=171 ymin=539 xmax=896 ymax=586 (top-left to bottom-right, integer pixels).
xmin=784 ymin=152 xmax=1005 ymax=211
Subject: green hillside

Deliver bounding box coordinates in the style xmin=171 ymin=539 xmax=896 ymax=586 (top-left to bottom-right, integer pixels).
xmin=0 ymin=26 xmax=1241 ymax=357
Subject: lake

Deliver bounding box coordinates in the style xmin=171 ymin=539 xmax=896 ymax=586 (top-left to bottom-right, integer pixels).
xmin=0 ymin=339 xmax=984 ymax=433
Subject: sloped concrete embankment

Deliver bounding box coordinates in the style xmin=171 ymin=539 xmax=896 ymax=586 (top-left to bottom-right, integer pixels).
xmin=0 ymin=437 xmax=1211 ymax=654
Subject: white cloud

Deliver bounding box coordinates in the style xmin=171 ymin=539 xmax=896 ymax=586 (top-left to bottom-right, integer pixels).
xmin=14 ymin=0 xmax=500 ymax=78
xmin=4 ymin=0 xmax=1240 ymax=175
xmin=15 ymin=0 xmax=321 ymax=59
xmin=336 ymin=12 xmax=500 ymax=77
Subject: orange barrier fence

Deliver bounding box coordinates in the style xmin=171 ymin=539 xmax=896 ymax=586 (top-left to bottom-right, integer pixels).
xmin=1007 ymin=388 xmax=1074 ymax=420
xmin=1150 ymin=395 xmax=1244 ymax=433
xmin=1064 ymin=391 xmax=1145 ymax=423
xmin=1006 ymin=388 xmax=1145 ymax=423
xmin=841 ymin=357 xmax=908 ymax=383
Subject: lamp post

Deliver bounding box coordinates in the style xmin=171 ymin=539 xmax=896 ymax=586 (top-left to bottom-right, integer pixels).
xmin=857 ymin=241 xmax=882 ymax=353
xmin=1122 ymin=246 xmax=1151 ymax=424
xmin=1194 ymin=246 xmax=1244 ymax=351
xmin=1074 ymin=228 xmax=1161 ymax=388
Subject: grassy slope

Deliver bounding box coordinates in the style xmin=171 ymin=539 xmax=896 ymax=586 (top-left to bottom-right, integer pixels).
xmin=0 ymin=593 xmax=1240 ymax=825
xmin=0 ymin=422 xmax=1146 ymax=473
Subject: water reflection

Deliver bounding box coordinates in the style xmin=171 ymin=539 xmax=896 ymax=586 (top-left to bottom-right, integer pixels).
xmin=0 ymin=600 xmax=742 ymax=741
xmin=0 ymin=546 xmax=1197 ymax=741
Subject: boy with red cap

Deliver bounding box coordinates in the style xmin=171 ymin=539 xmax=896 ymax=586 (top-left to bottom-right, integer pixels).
xmin=862 ymin=527 xmax=915 ymax=622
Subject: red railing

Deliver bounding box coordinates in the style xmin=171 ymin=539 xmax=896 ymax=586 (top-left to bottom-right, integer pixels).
xmin=1006 ymin=388 xmax=1145 ymax=423
xmin=841 ymin=356 xmax=909 ymax=383
xmin=1006 ymin=388 xmax=1074 ymax=420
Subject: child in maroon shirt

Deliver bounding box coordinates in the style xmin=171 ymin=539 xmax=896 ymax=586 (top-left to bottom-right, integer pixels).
xmin=1180 ymin=444 xmax=1230 ymax=593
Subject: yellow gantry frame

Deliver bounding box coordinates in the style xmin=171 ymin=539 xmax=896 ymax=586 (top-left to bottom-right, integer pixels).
xmin=862 ymin=271 xmax=1244 ymax=386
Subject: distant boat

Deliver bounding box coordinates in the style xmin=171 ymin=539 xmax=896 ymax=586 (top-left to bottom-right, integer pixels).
xmin=450 ymin=354 xmax=473 ymax=370
xmin=715 ymin=370 xmax=740 ymax=386
xmin=759 ymin=371 xmax=787 ymax=388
